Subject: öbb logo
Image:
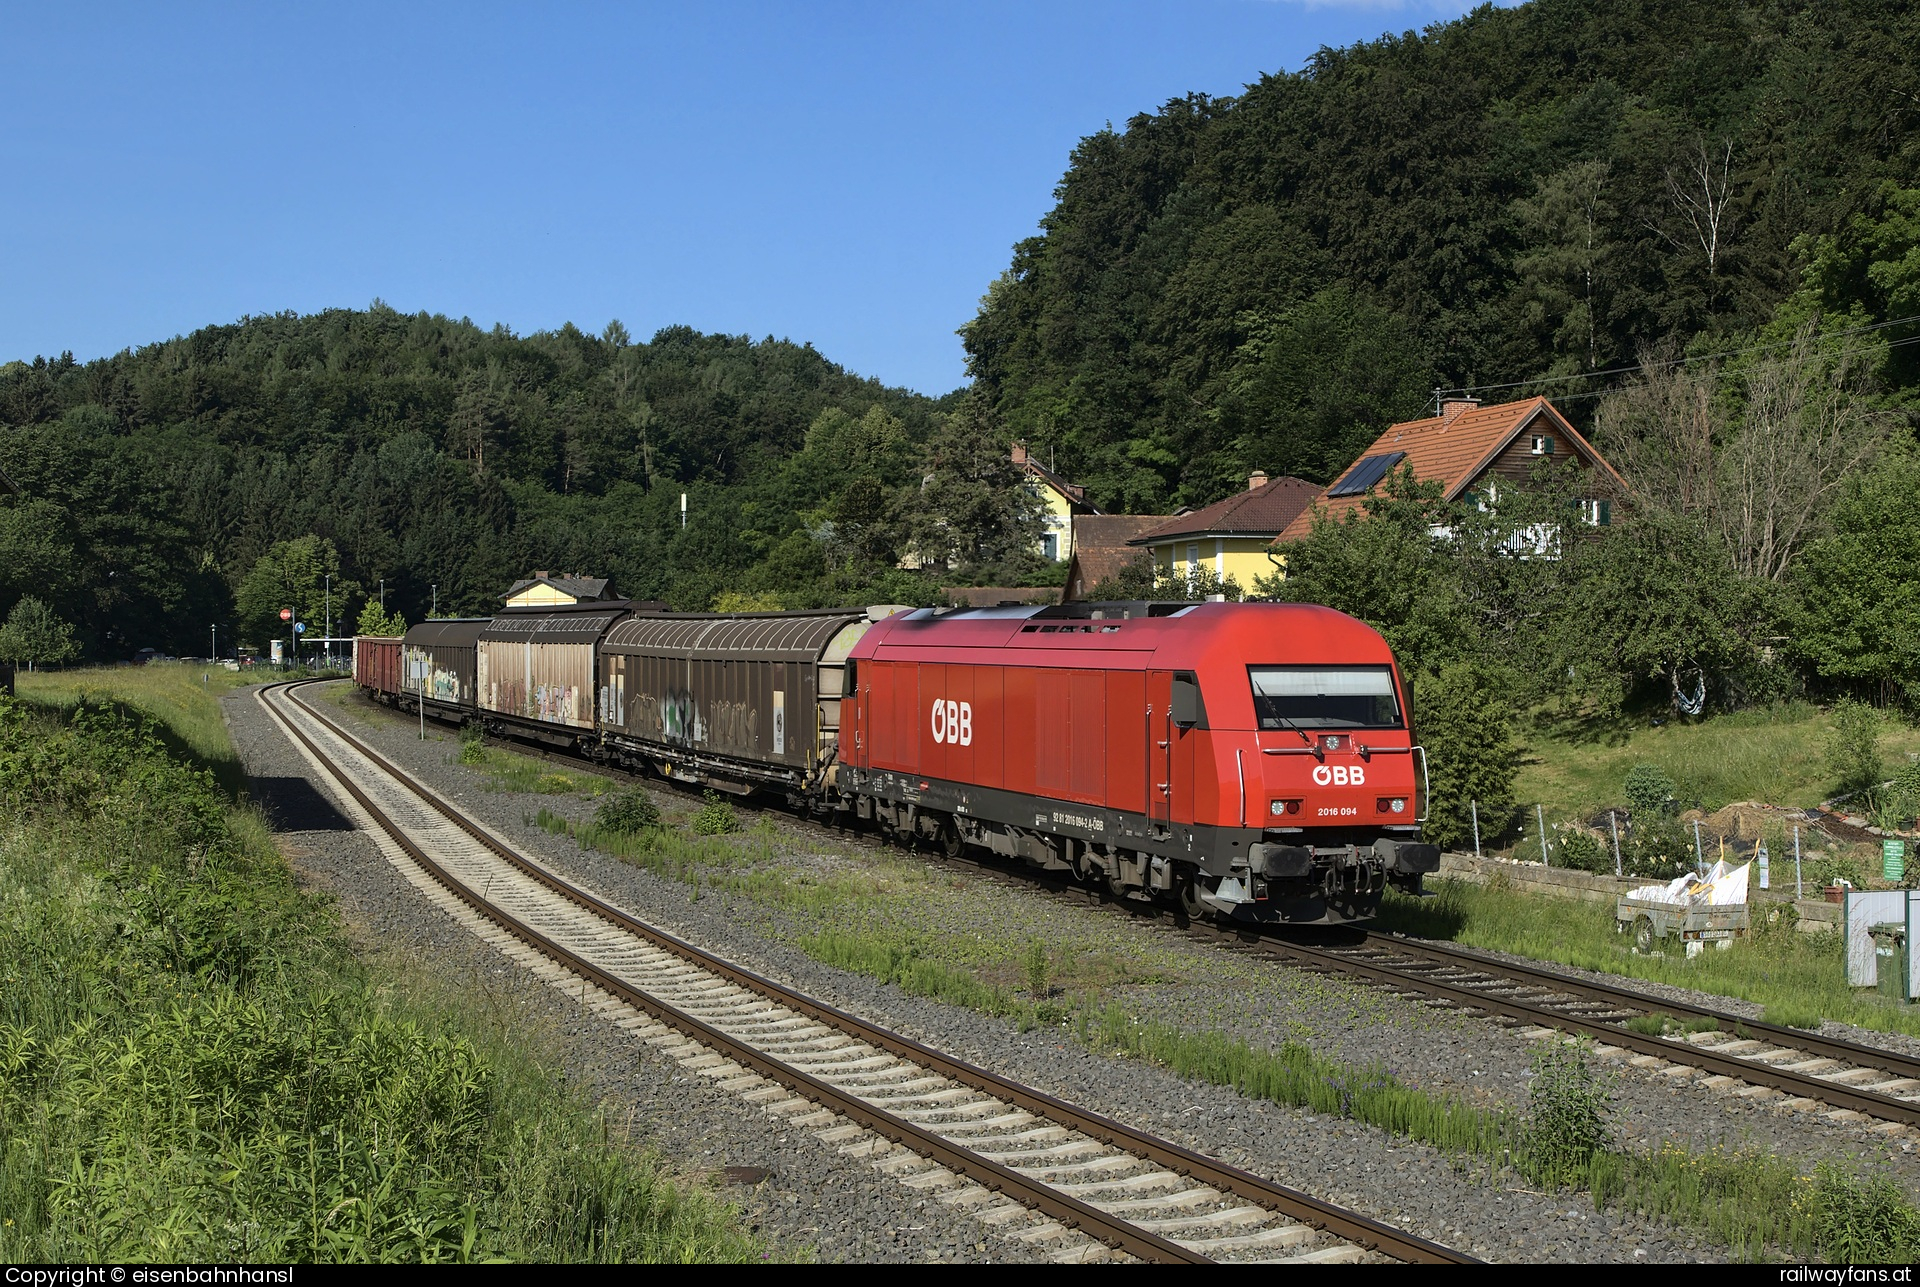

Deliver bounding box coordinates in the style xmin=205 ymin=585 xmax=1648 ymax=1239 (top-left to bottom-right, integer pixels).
xmin=1311 ymin=764 xmax=1365 ymax=786
xmin=931 ymin=699 xmax=973 ymax=746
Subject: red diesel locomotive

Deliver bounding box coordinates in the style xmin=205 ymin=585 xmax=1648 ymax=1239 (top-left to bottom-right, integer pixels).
xmin=357 ymin=598 xmax=1436 ymax=925
xmin=837 ymin=600 xmax=1436 ymax=924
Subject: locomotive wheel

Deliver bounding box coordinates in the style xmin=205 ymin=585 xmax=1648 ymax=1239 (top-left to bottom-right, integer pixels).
xmin=939 ymin=817 xmax=963 ymax=859
xmin=1179 ymin=874 xmax=1212 ymax=920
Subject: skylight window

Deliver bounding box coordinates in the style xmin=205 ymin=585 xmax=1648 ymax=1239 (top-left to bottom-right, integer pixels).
xmin=1327 ymin=451 xmax=1406 ymax=498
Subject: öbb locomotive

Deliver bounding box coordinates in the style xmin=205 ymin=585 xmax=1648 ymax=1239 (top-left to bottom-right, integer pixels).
xmin=354 ymin=599 xmax=1439 ymax=924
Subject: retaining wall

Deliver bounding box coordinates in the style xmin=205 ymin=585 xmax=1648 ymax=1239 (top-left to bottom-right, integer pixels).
xmin=1436 ymin=852 xmax=1843 ymax=934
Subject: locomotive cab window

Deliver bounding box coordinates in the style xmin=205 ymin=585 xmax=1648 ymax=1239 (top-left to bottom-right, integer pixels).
xmin=1248 ymin=666 xmax=1402 ymax=730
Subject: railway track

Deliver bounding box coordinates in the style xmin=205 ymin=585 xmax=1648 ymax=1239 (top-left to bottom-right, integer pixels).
xmin=1286 ymin=933 xmax=1920 ymax=1128
xmin=382 ymin=688 xmax=1920 ymax=1138
xmin=261 ymin=681 xmax=1474 ymax=1266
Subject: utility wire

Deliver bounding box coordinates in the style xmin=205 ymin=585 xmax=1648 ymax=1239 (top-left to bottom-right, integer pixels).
xmin=1439 ymin=312 xmax=1920 ymax=400
xmin=1504 ymin=331 xmax=1920 ymax=408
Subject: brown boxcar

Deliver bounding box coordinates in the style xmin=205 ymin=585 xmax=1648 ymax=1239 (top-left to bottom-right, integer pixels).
xmin=598 ymin=609 xmax=878 ymax=793
xmin=401 ymin=618 xmax=491 ymax=712
xmin=476 ymin=603 xmax=630 ymax=736
xmin=352 ymin=635 xmax=402 ymax=699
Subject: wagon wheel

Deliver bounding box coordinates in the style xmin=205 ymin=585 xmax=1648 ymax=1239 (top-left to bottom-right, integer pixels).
xmin=1633 ymin=916 xmax=1655 ymax=954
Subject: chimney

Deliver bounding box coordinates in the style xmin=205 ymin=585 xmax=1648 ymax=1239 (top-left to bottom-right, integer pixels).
xmin=534 ymin=569 xmax=550 ymax=579
xmin=1440 ymin=397 xmax=1481 ymax=426
xmin=1010 ymin=441 xmax=1028 ymax=466
xmin=1248 ymin=470 xmax=1269 ymax=491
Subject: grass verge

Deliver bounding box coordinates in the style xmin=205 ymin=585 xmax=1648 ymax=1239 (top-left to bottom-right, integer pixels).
xmin=0 ymin=680 xmax=766 ymax=1263
xmin=1517 ymin=700 xmax=1920 ymax=820
xmin=1375 ymin=877 xmax=1920 ymax=1039
xmin=520 ymin=755 xmax=1920 ymax=1260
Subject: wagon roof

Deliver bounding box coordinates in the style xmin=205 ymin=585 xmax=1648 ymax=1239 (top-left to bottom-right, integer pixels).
xmin=402 ymin=618 xmax=492 ymax=648
xmin=478 ymin=604 xmax=631 ymax=645
xmin=604 ymin=610 xmax=867 ymax=662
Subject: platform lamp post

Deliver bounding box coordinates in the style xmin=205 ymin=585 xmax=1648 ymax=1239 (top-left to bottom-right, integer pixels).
xmin=324 ymin=574 xmax=331 ymax=670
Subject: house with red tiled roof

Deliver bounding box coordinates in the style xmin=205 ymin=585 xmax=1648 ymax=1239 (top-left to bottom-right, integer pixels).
xmin=1274 ymin=397 xmax=1627 ymax=545
xmin=1128 ymin=471 xmax=1321 ymax=590
xmin=1062 ymin=514 xmax=1168 ymax=602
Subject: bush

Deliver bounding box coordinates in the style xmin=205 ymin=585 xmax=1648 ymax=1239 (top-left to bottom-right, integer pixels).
xmin=1625 ymin=817 xmax=1694 ymax=879
xmin=594 ymin=789 xmax=662 ymax=835
xmin=1414 ymin=662 xmax=1521 ymax=851
xmin=1890 ymin=758 xmax=1920 ymax=819
xmin=1826 ymin=698 xmax=1885 ymax=795
xmin=691 ymin=790 xmax=740 ymax=836
xmin=1623 ymin=763 xmax=1675 ymax=821
xmin=1521 ymin=1040 xmax=1614 ymax=1187
xmin=458 ymin=733 xmax=485 ymax=765
xmin=1556 ymin=827 xmax=1611 ymax=874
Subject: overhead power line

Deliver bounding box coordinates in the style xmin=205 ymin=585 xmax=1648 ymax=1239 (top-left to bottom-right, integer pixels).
xmin=1436 ymin=313 xmax=1920 ymax=401
xmin=1500 ymin=331 xmax=1920 ymax=408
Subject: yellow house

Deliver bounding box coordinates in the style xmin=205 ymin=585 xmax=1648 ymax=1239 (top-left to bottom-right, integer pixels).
xmin=502 ymin=571 xmax=616 ymax=609
xmin=1129 ymin=472 xmax=1320 ymax=591
xmin=1012 ymin=442 xmax=1100 ymax=563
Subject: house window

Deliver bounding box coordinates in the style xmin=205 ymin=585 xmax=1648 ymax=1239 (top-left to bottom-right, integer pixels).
xmin=1579 ymin=499 xmax=1611 ymax=527
xmin=1042 ymin=533 xmax=1059 ymax=560
xmin=1186 ymin=543 xmax=1200 ymax=578
xmin=1530 ymin=435 xmax=1555 ymax=456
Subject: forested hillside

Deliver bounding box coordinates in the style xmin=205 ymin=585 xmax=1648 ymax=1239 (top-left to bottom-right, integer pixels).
xmin=0 ymin=310 xmax=1049 ymax=657
xmin=963 ymin=0 xmax=1920 ymax=511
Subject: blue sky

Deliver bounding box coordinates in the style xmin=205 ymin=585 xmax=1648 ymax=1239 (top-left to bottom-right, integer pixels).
xmin=1 ymin=1 xmax=1491 ymax=395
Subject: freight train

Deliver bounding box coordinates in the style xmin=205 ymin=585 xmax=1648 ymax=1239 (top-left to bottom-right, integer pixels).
xmin=354 ymin=599 xmax=1438 ymax=924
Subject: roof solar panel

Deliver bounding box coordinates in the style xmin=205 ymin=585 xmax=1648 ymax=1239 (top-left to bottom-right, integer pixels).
xmin=1327 ymin=450 xmax=1406 ymax=498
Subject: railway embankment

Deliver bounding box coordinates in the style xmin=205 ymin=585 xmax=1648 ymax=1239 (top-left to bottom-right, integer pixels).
xmin=299 ymin=679 xmax=1920 ymax=1260
xmin=0 ymin=668 xmax=769 ymax=1264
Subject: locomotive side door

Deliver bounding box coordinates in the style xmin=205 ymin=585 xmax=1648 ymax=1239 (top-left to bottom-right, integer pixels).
xmin=1147 ymin=670 xmax=1172 ymax=827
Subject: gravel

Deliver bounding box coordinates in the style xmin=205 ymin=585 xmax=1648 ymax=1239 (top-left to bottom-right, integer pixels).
xmin=232 ymin=682 xmax=1914 ymax=1262
xmin=227 ymin=685 xmax=1033 ymax=1265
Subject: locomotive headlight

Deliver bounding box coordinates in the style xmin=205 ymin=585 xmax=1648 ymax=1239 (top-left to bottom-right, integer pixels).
xmin=1392 ymin=798 xmax=1406 ymax=814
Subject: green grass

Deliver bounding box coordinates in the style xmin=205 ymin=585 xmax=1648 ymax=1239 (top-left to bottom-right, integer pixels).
xmin=16 ymin=661 xmax=263 ymax=797
xmin=1517 ymin=701 xmax=1920 ymax=821
xmin=1074 ymin=1000 xmax=1507 ymax=1155
xmin=1376 ymin=878 xmax=1920 ymax=1038
xmin=0 ymin=680 xmax=769 ymax=1263
xmin=463 ymin=745 xmax=614 ymax=797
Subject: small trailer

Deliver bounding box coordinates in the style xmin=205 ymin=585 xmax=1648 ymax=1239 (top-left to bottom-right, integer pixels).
xmin=1617 ymin=895 xmax=1750 ymax=957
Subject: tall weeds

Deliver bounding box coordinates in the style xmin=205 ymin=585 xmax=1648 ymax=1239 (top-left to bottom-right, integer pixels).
xmin=0 ymin=694 xmax=762 ymax=1263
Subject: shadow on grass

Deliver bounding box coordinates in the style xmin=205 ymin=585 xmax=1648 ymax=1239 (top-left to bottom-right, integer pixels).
xmin=1526 ymin=701 xmax=1655 ymax=749
xmin=1367 ymin=888 xmax=1471 ymax=940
